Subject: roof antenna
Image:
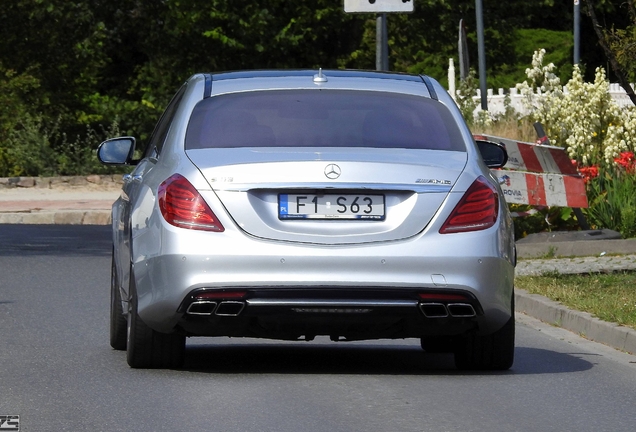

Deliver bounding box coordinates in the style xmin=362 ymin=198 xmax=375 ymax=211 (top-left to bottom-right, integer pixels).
xmin=313 ymin=68 xmax=328 ymax=83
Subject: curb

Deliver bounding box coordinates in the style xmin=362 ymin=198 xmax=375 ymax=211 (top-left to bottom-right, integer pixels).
xmin=515 ymin=254 xmax=636 ymax=275
xmin=517 ymin=239 xmax=636 ymax=259
xmin=0 ymin=210 xmax=111 ymax=225
xmin=516 ymin=289 xmax=636 ymax=355
xmin=0 ymin=175 xmax=122 ymax=190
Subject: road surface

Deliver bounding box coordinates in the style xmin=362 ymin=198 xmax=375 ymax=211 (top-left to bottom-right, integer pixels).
xmin=1 ymin=225 xmax=635 ymax=431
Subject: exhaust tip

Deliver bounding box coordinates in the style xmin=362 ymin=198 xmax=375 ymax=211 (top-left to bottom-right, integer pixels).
xmin=186 ymin=301 xmax=218 ymax=315
xmin=419 ymin=303 xmax=449 ymax=318
xmin=447 ymin=303 xmax=476 ymax=318
xmin=215 ymin=301 xmax=246 ymax=317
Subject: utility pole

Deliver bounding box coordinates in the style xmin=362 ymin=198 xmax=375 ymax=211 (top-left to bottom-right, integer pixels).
xmin=458 ymin=19 xmax=469 ymax=80
xmin=475 ymin=0 xmax=488 ymax=110
xmin=574 ymin=0 xmax=580 ymax=64
xmin=376 ymin=14 xmax=389 ymax=71
xmin=343 ymin=1 xmax=414 ymax=72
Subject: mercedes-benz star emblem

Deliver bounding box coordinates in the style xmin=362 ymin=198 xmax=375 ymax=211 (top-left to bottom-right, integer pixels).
xmin=324 ymin=163 xmax=341 ymax=179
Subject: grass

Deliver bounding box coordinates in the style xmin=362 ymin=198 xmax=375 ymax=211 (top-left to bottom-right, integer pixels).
xmin=515 ymin=271 xmax=636 ymax=330
xmin=474 ymin=117 xmax=538 ymax=143
xmin=539 ymin=246 xmax=557 ymax=259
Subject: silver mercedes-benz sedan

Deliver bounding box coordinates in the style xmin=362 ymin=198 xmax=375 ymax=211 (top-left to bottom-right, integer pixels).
xmin=98 ymin=69 xmax=515 ymax=370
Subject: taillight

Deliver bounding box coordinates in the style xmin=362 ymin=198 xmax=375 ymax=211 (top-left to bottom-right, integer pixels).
xmin=158 ymin=174 xmax=224 ymax=232
xmin=439 ymin=176 xmax=498 ymax=234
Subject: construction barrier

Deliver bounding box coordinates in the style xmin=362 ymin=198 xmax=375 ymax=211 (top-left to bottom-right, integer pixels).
xmin=474 ymin=134 xmax=588 ymax=209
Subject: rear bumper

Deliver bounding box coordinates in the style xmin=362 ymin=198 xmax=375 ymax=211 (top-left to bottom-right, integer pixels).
xmin=175 ymin=287 xmax=483 ymax=341
xmin=130 ymin=223 xmax=514 ymax=337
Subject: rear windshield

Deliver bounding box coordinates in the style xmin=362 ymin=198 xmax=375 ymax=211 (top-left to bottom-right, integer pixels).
xmin=185 ymin=90 xmax=466 ymax=151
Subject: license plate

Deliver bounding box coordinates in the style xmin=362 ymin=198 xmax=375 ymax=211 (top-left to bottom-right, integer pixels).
xmin=279 ymin=193 xmax=385 ymax=220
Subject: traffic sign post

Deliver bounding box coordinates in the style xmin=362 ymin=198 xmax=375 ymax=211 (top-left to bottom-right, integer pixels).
xmin=376 ymin=14 xmax=388 ymax=71
xmin=574 ymin=0 xmax=580 ymax=64
xmin=344 ymin=0 xmax=414 ymax=13
xmin=343 ymin=1 xmax=414 ymax=71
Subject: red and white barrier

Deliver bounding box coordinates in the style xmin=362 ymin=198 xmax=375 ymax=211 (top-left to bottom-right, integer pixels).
xmin=496 ymin=170 xmax=588 ymax=208
xmin=474 ymin=134 xmax=588 ymax=209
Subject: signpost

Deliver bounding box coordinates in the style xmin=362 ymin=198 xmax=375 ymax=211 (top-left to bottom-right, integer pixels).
xmin=343 ymin=1 xmax=414 ymax=71
xmin=458 ymin=19 xmax=469 ymax=80
xmin=574 ymin=0 xmax=580 ymax=65
xmin=475 ymin=0 xmax=487 ymax=110
xmin=344 ymin=0 xmax=414 ymax=13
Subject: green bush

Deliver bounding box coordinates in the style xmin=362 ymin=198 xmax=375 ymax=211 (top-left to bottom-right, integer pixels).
xmin=1 ymin=114 xmax=57 ymax=177
xmin=0 ymin=114 xmax=125 ymax=177
xmin=585 ymin=167 xmax=636 ymax=238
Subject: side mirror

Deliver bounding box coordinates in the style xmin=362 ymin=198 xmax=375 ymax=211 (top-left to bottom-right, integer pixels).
xmin=476 ymin=139 xmax=508 ymax=169
xmin=97 ymin=137 xmax=137 ymax=165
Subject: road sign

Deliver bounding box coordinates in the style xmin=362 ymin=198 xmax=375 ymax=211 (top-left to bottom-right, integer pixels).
xmin=344 ymin=0 xmax=414 ymax=13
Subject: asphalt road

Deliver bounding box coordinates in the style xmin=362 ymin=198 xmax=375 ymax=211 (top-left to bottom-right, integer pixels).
xmin=2 ymin=225 xmax=636 ymax=432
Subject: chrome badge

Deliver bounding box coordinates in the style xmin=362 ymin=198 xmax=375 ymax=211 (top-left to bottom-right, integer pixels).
xmin=324 ymin=164 xmax=341 ymax=180
xmin=416 ymin=178 xmax=452 ymax=185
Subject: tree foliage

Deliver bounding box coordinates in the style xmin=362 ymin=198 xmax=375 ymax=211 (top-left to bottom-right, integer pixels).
xmin=582 ymin=0 xmax=636 ymax=105
xmin=0 ymin=0 xmax=631 ymax=176
xmin=595 ymin=0 xmax=636 ymax=83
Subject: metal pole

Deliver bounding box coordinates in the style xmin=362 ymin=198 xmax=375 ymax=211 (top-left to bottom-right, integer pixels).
xmin=574 ymin=0 xmax=580 ymax=65
xmin=458 ymin=19 xmax=469 ymax=81
xmin=376 ymin=13 xmax=389 ymax=71
xmin=475 ymin=0 xmax=487 ymax=110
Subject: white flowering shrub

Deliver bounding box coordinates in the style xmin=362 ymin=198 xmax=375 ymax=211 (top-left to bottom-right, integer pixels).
xmin=507 ymin=49 xmax=636 ymax=237
xmin=524 ymin=49 xmax=562 ymax=93
xmin=516 ymin=49 xmax=634 ymax=167
xmin=605 ymin=106 xmax=636 ymax=164
xmin=561 ymin=67 xmax=624 ymax=165
xmin=516 ymin=49 xmax=564 ymax=141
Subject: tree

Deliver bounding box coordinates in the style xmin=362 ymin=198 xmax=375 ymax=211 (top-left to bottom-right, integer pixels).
xmin=1 ymin=0 xmax=629 ymax=175
xmin=581 ymin=0 xmax=636 ymax=105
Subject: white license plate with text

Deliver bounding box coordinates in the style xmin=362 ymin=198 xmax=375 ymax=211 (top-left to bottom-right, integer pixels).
xmin=279 ymin=193 xmax=385 ymax=220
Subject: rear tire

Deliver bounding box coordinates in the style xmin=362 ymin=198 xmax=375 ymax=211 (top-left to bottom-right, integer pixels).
xmin=109 ymin=252 xmax=127 ymax=350
xmin=453 ymin=300 xmax=515 ymax=371
xmin=126 ymin=268 xmax=185 ymax=369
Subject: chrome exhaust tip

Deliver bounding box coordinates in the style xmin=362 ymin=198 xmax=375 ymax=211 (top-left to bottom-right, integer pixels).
xmin=419 ymin=303 xmax=449 ymax=318
xmin=215 ymin=301 xmax=246 ymax=317
xmin=186 ymin=301 xmax=218 ymax=315
xmin=447 ymin=303 xmax=477 ymax=318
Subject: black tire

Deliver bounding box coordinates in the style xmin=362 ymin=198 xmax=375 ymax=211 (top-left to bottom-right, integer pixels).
xmin=453 ymin=300 xmax=515 ymax=371
xmin=126 ymin=268 xmax=185 ymax=369
xmin=110 ymin=252 xmax=127 ymax=350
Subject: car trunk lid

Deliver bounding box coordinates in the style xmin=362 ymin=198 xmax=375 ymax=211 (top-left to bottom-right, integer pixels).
xmin=187 ymin=148 xmax=467 ymax=244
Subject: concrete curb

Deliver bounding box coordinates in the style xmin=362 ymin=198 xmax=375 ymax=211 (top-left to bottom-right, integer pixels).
xmin=517 ymin=239 xmax=636 ymax=259
xmin=515 ymin=254 xmax=636 ymax=275
xmin=516 ymin=289 xmax=636 ymax=355
xmin=0 ymin=175 xmax=122 ymax=190
xmin=0 ymin=210 xmax=111 ymax=225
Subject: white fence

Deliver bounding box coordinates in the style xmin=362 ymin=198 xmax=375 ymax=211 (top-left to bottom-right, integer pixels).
xmin=468 ymin=83 xmax=635 ymax=117
xmin=446 ymin=58 xmax=635 ymax=117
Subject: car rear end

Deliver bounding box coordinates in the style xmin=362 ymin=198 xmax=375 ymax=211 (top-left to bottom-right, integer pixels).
xmin=121 ymin=70 xmax=514 ymax=369
xmin=131 ymin=71 xmax=513 ymax=332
